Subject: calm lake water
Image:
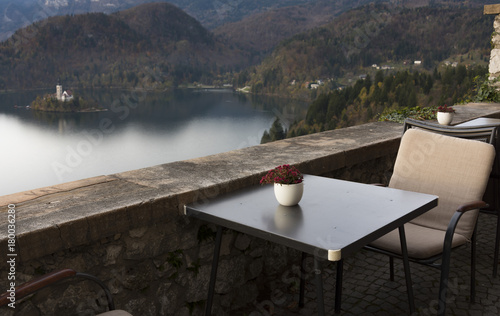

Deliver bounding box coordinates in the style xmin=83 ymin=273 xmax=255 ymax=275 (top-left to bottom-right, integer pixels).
xmin=0 ymin=89 xmax=307 ymax=196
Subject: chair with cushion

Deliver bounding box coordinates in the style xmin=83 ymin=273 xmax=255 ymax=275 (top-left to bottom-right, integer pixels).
xmin=366 ymin=128 xmax=496 ymax=316
xmin=403 ymin=118 xmax=500 ymax=277
xmin=0 ymin=268 xmax=132 ymax=316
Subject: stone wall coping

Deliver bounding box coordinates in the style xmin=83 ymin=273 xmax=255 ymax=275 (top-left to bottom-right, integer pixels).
xmin=485 ymin=4 xmax=500 ymax=15
xmin=1 ymin=102 xmax=500 ymax=261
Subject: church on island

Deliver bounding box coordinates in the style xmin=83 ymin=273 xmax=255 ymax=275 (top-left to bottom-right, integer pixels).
xmin=55 ymin=83 xmax=73 ymax=102
xmin=30 ymin=82 xmax=100 ymax=112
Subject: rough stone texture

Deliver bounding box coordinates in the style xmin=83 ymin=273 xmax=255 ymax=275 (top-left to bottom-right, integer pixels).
xmin=490 ymin=15 xmax=500 ymax=78
xmin=1 ymin=104 xmax=500 ymax=315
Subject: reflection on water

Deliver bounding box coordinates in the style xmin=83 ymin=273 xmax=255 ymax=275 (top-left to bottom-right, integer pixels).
xmin=0 ymin=89 xmax=307 ymax=196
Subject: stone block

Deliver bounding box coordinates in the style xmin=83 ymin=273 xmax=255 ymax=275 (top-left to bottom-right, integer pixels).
xmin=490 ymin=48 xmax=500 ymax=75
xmin=58 ymin=218 xmax=90 ymax=249
xmin=214 ymin=255 xmax=247 ymax=293
xmin=185 ymin=264 xmax=211 ymax=301
xmin=17 ymin=226 xmax=63 ymax=261
xmin=105 ymin=244 xmax=123 ymax=266
xmin=485 ymin=4 xmax=500 ymax=15
xmin=87 ymin=206 xmax=131 ymax=241
xmin=235 ymin=233 xmax=252 ymax=251
xmin=247 ymin=257 xmax=264 ymax=280
xmin=220 ymin=231 xmax=234 ymax=256
xmin=129 ymin=226 xmax=148 ymax=238
xmin=156 ymin=281 xmax=176 ymax=315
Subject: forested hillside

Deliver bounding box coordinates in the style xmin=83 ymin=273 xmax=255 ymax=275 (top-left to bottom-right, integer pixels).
xmin=247 ymin=4 xmax=493 ymax=99
xmin=213 ymin=0 xmax=376 ymax=56
xmin=0 ymin=2 xmax=246 ymax=90
xmin=260 ymin=64 xmax=489 ymax=143
xmin=0 ymin=1 xmax=495 ymax=93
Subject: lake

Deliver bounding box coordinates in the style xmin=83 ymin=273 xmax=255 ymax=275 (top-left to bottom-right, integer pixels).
xmin=0 ymin=89 xmax=307 ymax=196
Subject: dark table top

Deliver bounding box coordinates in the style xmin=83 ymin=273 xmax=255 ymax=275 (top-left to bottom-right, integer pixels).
xmin=456 ymin=117 xmax=500 ymax=127
xmin=184 ymin=175 xmax=438 ymax=261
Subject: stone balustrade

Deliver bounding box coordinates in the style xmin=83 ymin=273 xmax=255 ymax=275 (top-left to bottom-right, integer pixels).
xmin=1 ymin=103 xmax=500 ymax=315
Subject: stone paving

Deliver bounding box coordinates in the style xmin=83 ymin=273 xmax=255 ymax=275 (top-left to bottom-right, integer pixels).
xmin=242 ymin=213 xmax=500 ymax=315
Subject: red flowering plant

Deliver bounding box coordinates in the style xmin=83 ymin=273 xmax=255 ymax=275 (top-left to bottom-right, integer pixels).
xmin=260 ymin=164 xmax=304 ymax=185
xmin=437 ymin=104 xmax=455 ymax=113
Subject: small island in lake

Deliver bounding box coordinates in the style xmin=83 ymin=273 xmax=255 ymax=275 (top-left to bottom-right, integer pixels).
xmin=31 ymin=84 xmax=104 ymax=112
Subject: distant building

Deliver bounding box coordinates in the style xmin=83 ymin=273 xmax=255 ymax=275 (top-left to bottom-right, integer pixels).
xmin=56 ymin=83 xmax=73 ymax=102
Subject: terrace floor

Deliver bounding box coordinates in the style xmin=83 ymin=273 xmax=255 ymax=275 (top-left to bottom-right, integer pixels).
xmin=240 ymin=213 xmax=500 ymax=315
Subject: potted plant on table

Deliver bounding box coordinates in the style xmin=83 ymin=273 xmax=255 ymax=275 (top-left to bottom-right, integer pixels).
xmin=260 ymin=164 xmax=304 ymax=206
xmin=436 ymin=104 xmax=455 ymax=125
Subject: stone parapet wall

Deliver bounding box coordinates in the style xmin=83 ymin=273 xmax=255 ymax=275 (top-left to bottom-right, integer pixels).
xmin=489 ymin=16 xmax=500 ymax=79
xmin=1 ymin=103 xmax=500 ymax=315
xmin=487 ymin=5 xmax=500 ymax=79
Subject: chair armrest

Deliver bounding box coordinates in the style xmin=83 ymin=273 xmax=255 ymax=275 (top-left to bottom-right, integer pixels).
xmin=446 ymin=200 xmax=487 ymax=235
xmin=442 ymin=200 xmax=487 ymax=258
xmin=457 ymin=200 xmax=489 ymax=213
xmin=0 ymin=269 xmax=76 ymax=307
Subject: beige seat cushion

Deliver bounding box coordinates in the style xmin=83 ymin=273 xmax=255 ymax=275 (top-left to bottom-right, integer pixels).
xmin=97 ymin=310 xmax=133 ymax=316
xmin=370 ymin=128 xmax=496 ymax=258
xmin=370 ymin=222 xmax=467 ymax=259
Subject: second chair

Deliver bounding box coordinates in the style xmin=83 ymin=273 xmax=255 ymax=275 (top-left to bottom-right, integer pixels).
xmin=366 ymin=128 xmax=496 ymax=316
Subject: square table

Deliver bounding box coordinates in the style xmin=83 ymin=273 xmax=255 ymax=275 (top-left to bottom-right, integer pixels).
xmin=184 ymin=175 xmax=438 ymax=315
xmin=455 ymin=117 xmax=500 ymax=127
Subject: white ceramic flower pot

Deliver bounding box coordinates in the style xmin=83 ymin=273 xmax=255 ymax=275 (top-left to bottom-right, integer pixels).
xmin=437 ymin=112 xmax=454 ymax=125
xmin=274 ymin=182 xmax=304 ymax=206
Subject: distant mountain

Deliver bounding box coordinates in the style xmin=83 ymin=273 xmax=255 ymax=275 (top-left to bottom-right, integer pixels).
xmin=213 ymin=0 xmax=500 ymax=63
xmin=1 ymin=0 xmax=497 ymax=42
xmin=0 ymin=2 xmax=245 ymax=90
xmin=167 ymin=0 xmax=318 ymax=29
xmin=247 ymin=4 xmax=494 ymax=97
xmin=213 ymin=0 xmax=378 ymax=56
xmin=115 ymin=2 xmax=213 ymax=46
xmin=0 ymin=0 xmax=149 ymax=41
xmin=0 ymin=1 xmax=497 ymax=91
xmin=0 ymin=0 xmax=320 ymax=42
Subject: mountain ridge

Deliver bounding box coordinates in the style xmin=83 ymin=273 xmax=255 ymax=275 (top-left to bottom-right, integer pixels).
xmin=247 ymin=4 xmax=493 ymax=98
xmin=1 ymin=0 xmax=497 ymax=43
xmin=0 ymin=2 xmax=245 ymax=90
xmin=0 ymin=1 xmax=496 ymax=92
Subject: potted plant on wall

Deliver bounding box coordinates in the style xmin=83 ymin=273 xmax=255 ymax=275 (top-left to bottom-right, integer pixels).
xmin=260 ymin=164 xmax=304 ymax=206
xmin=436 ymin=104 xmax=455 ymax=125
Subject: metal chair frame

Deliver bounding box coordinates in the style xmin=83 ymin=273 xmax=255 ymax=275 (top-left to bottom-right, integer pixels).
xmin=403 ymin=118 xmax=500 ymax=277
xmin=0 ymin=268 xmax=116 ymax=312
xmin=364 ymin=120 xmax=498 ymax=316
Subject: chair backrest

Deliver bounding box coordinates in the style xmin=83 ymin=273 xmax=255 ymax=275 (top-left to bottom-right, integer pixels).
xmin=403 ymin=118 xmax=499 ymax=146
xmin=389 ymin=128 xmax=496 ymax=238
xmin=404 ymin=118 xmax=500 ymax=204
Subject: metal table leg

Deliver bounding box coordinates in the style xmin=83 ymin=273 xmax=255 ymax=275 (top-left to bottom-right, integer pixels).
xmin=205 ymin=226 xmax=223 ymax=316
xmin=314 ymin=257 xmax=325 ymax=316
xmin=299 ymin=252 xmax=307 ymax=307
xmin=399 ymin=225 xmax=415 ymax=314
xmin=335 ymin=259 xmax=343 ymax=314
